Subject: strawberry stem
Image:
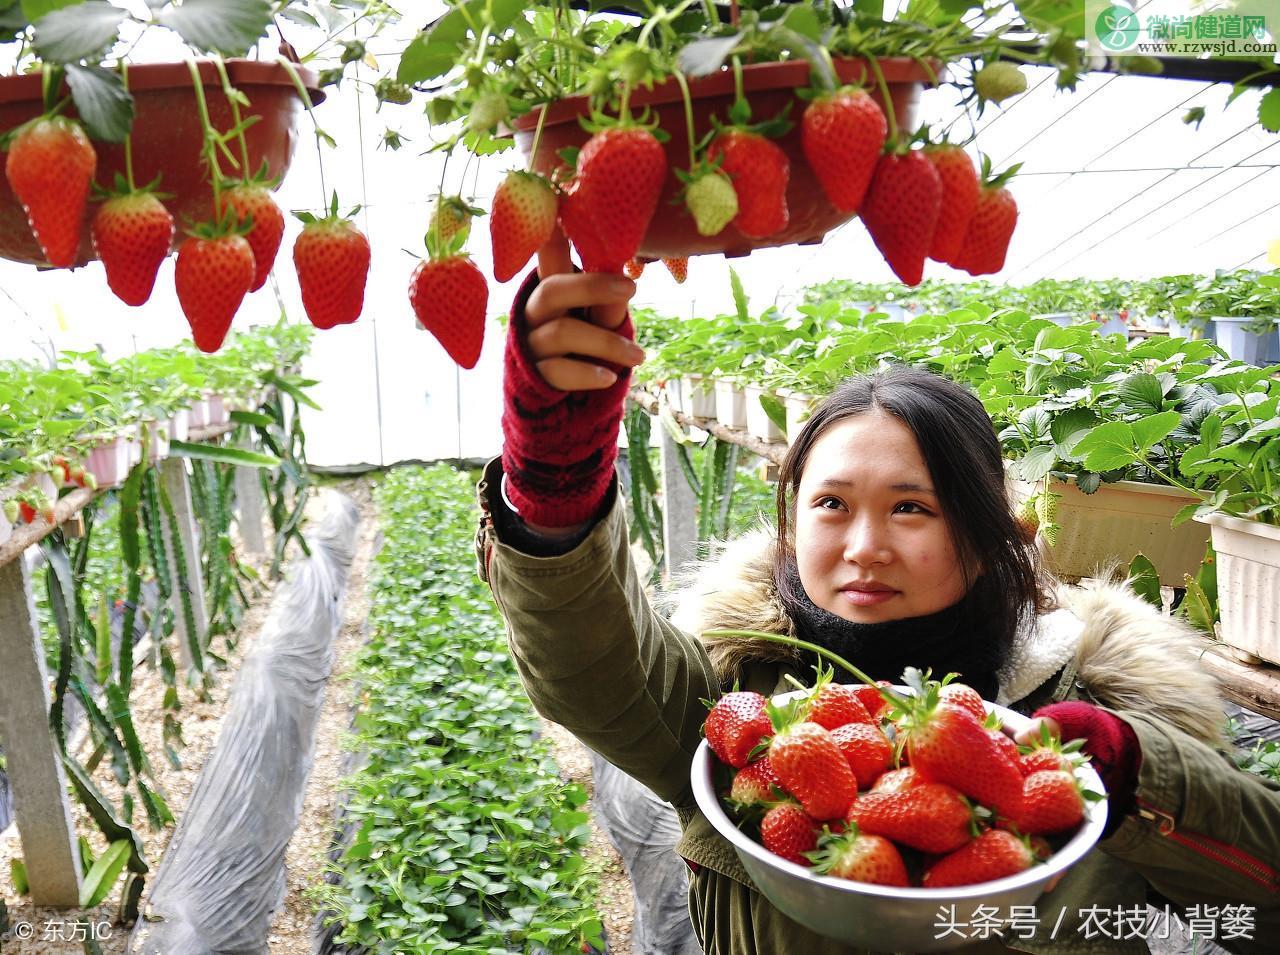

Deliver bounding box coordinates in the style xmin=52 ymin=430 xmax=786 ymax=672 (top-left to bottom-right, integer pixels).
xmin=865 ymin=56 xmax=898 ymax=146
xmin=212 ymin=56 xmax=253 ymax=178
xmin=702 ymin=628 xmax=894 ymax=698
xmin=277 ymin=56 xmax=328 ymax=205
xmin=185 ymin=58 xmax=224 ymax=210
xmin=121 ymin=60 xmax=136 ymax=191
xmin=673 ymin=68 xmax=696 ymax=169
xmin=527 ymin=98 xmax=550 ymax=174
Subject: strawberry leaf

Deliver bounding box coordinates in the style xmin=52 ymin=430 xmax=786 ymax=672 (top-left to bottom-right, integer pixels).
xmin=32 ymin=0 xmax=125 ymax=63
xmin=157 ymin=0 xmax=272 ymax=57
xmin=65 ymin=63 xmax=133 ymax=142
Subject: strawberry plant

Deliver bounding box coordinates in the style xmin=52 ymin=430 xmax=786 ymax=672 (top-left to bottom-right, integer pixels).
xmin=311 ymin=465 xmax=605 ymax=952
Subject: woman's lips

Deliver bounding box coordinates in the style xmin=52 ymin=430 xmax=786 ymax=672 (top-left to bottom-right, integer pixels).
xmin=840 ymin=586 xmax=897 ymax=607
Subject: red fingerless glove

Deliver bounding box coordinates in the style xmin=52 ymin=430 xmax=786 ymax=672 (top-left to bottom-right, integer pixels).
xmin=501 ymin=269 xmax=635 ymax=528
xmin=1034 ymin=701 xmax=1142 ymax=825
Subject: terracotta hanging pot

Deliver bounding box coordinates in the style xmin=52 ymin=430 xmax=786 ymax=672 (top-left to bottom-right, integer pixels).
xmin=513 ymin=58 xmax=940 ymax=260
xmin=0 ymin=59 xmax=324 ymax=267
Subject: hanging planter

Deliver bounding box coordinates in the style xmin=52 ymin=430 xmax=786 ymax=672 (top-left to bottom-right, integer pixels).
xmin=0 ymin=60 xmax=323 ymax=267
xmin=85 ymin=434 xmax=130 ymax=488
xmin=1199 ymin=513 xmax=1280 ymax=666
xmin=683 ymin=374 xmax=717 ymax=418
xmin=744 ymin=384 xmax=784 ymax=442
xmin=714 ymin=377 xmax=748 ymax=429
xmin=513 ymin=58 xmax=936 ymax=260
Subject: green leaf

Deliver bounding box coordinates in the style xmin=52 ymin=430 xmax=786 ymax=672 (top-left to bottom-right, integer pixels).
xmin=33 ymin=0 xmax=124 ymax=63
xmin=79 ymin=839 xmax=130 ymax=907
xmin=398 ymin=0 xmax=524 ymax=84
xmin=21 ymin=0 xmax=77 ymax=20
xmin=729 ymin=268 xmax=749 ymax=325
xmin=65 ymin=63 xmax=133 ymax=142
xmin=1072 ymin=421 xmax=1137 ymax=473
xmin=1131 ymin=410 xmax=1181 ymax=451
xmin=230 ymin=409 xmax=273 ymax=427
xmin=761 ymin=393 xmax=787 ymax=434
xmin=779 ymin=4 xmax=821 ymax=39
xmin=1260 ymin=88 xmax=1280 ymax=133
xmin=1127 ymin=554 xmax=1162 ymax=608
xmin=10 ymin=857 xmax=28 ymax=894
xmin=169 ymin=440 xmax=279 ymax=468
xmin=157 ymin=0 xmax=272 ymax=56
xmin=1117 ymin=372 xmax=1164 ymax=416
xmin=1016 ymin=445 xmax=1057 ymax=482
xmin=677 ymin=33 xmax=742 ymax=77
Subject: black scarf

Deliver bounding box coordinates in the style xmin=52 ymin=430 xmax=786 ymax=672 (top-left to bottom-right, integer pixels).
xmin=778 ymin=558 xmax=1005 ymax=701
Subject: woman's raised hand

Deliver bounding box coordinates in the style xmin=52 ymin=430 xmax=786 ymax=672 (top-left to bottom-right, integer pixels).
xmin=524 ymin=226 xmax=645 ymax=391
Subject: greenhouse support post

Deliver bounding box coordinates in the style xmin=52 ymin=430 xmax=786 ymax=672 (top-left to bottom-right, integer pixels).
xmin=0 ymin=556 xmax=83 ymax=905
xmin=235 ymin=439 xmax=269 ymax=558
xmin=160 ymin=457 xmax=209 ymax=670
xmin=660 ymin=427 xmax=698 ymax=583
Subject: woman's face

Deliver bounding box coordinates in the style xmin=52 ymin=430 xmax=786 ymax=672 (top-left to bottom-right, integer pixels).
xmin=793 ymin=410 xmax=971 ymax=623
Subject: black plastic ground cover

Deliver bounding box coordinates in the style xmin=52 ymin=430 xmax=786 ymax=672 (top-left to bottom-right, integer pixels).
xmin=127 ymin=492 xmax=359 ymax=955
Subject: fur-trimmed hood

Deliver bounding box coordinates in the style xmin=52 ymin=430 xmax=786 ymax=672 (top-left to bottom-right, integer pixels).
xmin=659 ymin=525 xmax=1225 ymax=746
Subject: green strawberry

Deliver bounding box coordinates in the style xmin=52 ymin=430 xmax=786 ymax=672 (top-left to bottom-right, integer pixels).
xmin=684 ymin=166 xmax=738 ymax=236
xmin=975 ymin=63 xmax=1028 ymax=104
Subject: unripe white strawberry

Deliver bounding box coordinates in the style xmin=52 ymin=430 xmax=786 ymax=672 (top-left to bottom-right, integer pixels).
xmin=686 ymin=169 xmax=738 ymax=236
xmin=975 ymin=63 xmax=1027 ymax=104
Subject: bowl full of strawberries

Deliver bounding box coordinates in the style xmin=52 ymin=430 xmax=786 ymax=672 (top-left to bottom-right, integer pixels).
xmin=691 ymin=668 xmax=1108 ymax=953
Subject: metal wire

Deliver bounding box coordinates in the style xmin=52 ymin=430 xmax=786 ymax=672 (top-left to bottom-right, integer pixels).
xmin=354 ymin=55 xmax=386 ymax=467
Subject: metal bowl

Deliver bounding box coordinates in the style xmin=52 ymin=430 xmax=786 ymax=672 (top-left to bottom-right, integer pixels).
xmin=691 ymin=690 xmax=1109 ymax=953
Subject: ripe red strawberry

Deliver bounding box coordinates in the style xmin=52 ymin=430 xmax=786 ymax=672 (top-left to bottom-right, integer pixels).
xmin=730 ymin=756 xmax=780 ymax=807
xmin=558 ymin=178 xmax=620 ymax=274
xmin=768 ymin=721 xmax=858 ymax=821
xmin=924 ymin=145 xmax=979 ymax=265
xmin=575 ymin=125 xmax=666 ymax=266
xmin=800 ymin=87 xmax=886 ymax=213
xmin=1020 ymin=748 xmax=1071 ymax=775
xmin=409 ymin=255 xmax=488 ymax=369
xmin=294 ymin=211 xmax=371 ymax=330
xmin=808 ymin=682 xmax=874 ymax=730
xmin=809 ymin=825 xmax=909 ymax=886
xmin=218 ymin=184 xmax=284 ymax=291
xmin=848 ymin=782 xmax=976 ymax=854
xmin=952 ymin=159 xmax=1019 ymax=275
xmin=490 ymin=171 xmax=557 ymax=283
xmin=938 ymin=682 xmax=987 ymax=725
xmin=988 ymin=728 xmax=1022 ymax=770
xmin=624 ymin=258 xmax=646 ymax=279
xmin=92 ymin=191 xmax=175 ymax=306
xmin=852 ymin=681 xmax=894 ymax=721
xmin=894 ymin=670 xmax=1024 ymax=819
xmin=175 ymin=233 xmax=255 ymax=353
xmin=5 ymin=116 xmax=96 ymax=268
xmin=662 ymin=256 xmax=687 ymax=283
xmin=870 ymin=767 xmax=924 ymax=793
xmin=829 ymin=722 xmax=894 ymax=790
xmin=760 ymin=802 xmax=819 ymax=866
xmin=923 ymin=829 xmax=1035 ymax=888
xmin=1015 ymin=770 xmax=1086 ymax=834
xmin=18 ymin=501 xmax=37 ymax=524
xmin=704 ymin=691 xmax=771 ymax=769
xmin=707 ymin=129 xmax=789 ymax=238
xmin=859 ymin=149 xmax=942 ymax=287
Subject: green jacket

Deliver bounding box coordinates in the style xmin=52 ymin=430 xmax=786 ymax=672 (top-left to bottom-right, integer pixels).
xmin=475 ymin=457 xmax=1280 ymax=955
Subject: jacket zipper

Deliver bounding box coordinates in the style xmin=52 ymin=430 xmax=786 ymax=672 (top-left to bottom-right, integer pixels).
xmin=1136 ymin=799 xmax=1278 ymax=892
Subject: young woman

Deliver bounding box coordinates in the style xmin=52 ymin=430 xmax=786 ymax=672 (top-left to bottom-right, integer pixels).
xmin=475 ymin=230 xmax=1280 ymax=955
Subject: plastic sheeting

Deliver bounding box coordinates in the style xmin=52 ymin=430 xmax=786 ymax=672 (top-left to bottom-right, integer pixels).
xmin=128 ymin=490 xmax=359 ymax=955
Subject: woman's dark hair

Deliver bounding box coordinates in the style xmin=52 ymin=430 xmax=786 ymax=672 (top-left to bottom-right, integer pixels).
xmin=773 ymin=365 xmax=1052 ymax=655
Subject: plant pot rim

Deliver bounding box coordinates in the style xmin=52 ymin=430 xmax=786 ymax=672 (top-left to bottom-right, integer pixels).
xmin=0 ymin=59 xmax=324 ymax=107
xmin=1197 ymin=511 xmax=1280 ymax=540
xmin=1208 ymin=315 xmax=1280 ymax=324
xmin=1003 ymin=464 xmax=1200 ymax=501
xmin=512 ymin=56 xmax=943 ymax=133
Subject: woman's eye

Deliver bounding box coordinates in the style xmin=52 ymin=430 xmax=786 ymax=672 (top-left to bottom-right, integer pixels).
xmin=817 ymin=497 xmax=843 ymax=510
xmin=895 ymin=501 xmax=929 ymax=515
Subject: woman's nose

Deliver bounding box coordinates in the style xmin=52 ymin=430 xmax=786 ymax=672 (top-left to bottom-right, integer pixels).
xmin=843 ymin=515 xmax=891 ymax=565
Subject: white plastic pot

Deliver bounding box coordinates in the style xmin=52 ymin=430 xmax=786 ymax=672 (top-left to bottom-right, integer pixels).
xmin=23 ymin=470 xmax=57 ymax=501
xmin=714 ymin=378 xmax=747 ymax=430
xmin=1199 ymin=513 xmax=1280 ymax=666
xmin=682 ymin=375 xmax=716 ymax=419
xmin=1210 ymin=316 xmax=1277 ymax=366
xmin=665 ymin=378 xmax=684 ymax=416
xmin=785 ymin=392 xmax=819 ymax=442
xmin=143 ymin=420 xmax=171 ymax=463
xmin=86 ymin=436 xmax=130 ymax=487
xmin=170 ymin=408 xmax=190 ymax=443
xmin=1008 ymin=473 xmax=1210 ymax=587
xmin=188 ymin=399 xmax=209 ymax=429
xmin=744 ymin=384 xmax=784 ymax=443
xmin=206 ymin=393 xmax=228 ymax=426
